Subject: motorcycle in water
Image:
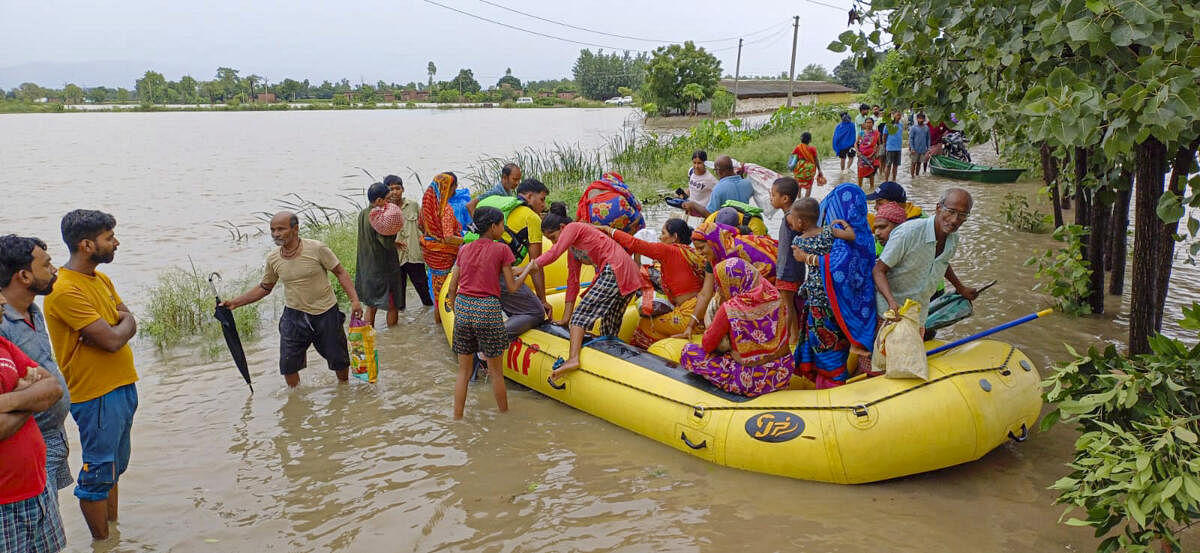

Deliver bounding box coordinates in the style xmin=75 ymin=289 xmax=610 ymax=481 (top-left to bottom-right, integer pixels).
xmin=942 ymin=130 xmax=971 ymax=162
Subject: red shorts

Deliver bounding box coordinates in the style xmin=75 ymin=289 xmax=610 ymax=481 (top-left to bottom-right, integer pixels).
xmin=776 ymin=280 xmax=800 ymax=292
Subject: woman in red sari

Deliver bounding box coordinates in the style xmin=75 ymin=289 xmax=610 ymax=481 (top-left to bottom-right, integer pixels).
xmin=856 ymin=117 xmax=882 ymax=191
xmin=602 ymin=219 xmax=706 ymax=348
xmin=420 ymin=172 xmax=464 ymax=323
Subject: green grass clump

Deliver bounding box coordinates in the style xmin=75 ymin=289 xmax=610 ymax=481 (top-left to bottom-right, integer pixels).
xmin=140 ymin=266 xmax=264 ymax=354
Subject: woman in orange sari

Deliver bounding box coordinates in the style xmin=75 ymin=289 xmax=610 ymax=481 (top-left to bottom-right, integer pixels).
xmin=420 ymin=172 xmax=464 ymax=322
xmin=788 ymin=131 xmax=825 ymax=198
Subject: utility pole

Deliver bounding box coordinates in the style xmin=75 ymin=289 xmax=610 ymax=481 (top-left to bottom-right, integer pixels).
xmin=732 ymin=38 xmax=743 ymax=117
xmin=787 ymin=15 xmax=799 ymax=108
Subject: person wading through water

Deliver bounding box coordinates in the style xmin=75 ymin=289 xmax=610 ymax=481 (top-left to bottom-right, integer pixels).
xmin=222 ymin=211 xmax=364 ymax=388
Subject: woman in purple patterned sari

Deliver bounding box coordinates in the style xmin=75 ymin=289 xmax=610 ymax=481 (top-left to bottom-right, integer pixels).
xmin=680 ymin=258 xmax=793 ymax=397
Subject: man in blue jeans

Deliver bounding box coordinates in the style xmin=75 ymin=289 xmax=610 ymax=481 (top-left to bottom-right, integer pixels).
xmin=44 ymin=210 xmax=139 ymax=540
xmin=881 ymin=110 xmax=905 ymax=182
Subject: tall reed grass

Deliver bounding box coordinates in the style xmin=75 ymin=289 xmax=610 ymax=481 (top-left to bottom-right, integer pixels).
xmin=141 ymin=264 xmax=264 ymax=355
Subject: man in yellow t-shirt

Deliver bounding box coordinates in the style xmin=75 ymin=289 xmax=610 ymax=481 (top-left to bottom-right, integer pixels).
xmin=222 ymin=211 xmax=363 ymax=388
xmin=496 ymin=179 xmax=552 ymax=341
xmin=43 ymin=209 xmax=138 ymax=541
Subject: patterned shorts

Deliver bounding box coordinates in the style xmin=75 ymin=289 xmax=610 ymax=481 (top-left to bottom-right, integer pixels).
xmin=570 ymin=265 xmax=633 ymax=337
xmin=453 ymin=294 xmax=508 ymax=358
xmin=0 ymin=481 xmax=66 ymax=553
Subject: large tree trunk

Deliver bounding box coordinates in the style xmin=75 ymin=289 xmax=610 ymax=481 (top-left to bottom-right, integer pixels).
xmin=1108 ymin=172 xmax=1131 ymax=296
xmin=1129 ymin=137 xmax=1168 ymax=355
xmin=1152 ymin=137 xmax=1200 ymax=329
xmin=1074 ymin=147 xmax=1091 ymax=261
xmin=1087 ymin=179 xmax=1109 ymax=314
xmin=1042 ymin=143 xmax=1064 ymax=228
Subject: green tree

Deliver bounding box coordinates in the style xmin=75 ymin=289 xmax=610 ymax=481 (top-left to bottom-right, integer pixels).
xmin=427 ymin=61 xmax=437 ymax=89
xmin=86 ymin=86 xmax=108 ymax=104
xmin=644 ymin=41 xmax=721 ymax=115
xmin=214 ymin=67 xmax=240 ymax=102
xmin=447 ymin=69 xmax=481 ymax=94
xmin=177 ymin=76 xmax=198 ymax=103
xmin=435 ymin=88 xmax=462 ymax=103
xmin=797 ymin=63 xmax=832 ymax=82
xmin=276 ymin=78 xmax=304 ymax=101
xmin=832 ymin=56 xmax=870 ymax=92
xmin=135 ymin=70 xmax=167 ymax=103
xmin=497 ymin=67 xmax=521 ymax=89
xmin=115 ymin=88 xmax=131 ymax=102
xmin=62 ymin=83 xmax=84 ymax=105
xmin=863 ymin=50 xmax=903 ymax=103
xmin=16 ymin=82 xmax=44 ymax=102
xmin=681 ymin=82 xmax=704 ymax=115
xmin=572 ymin=49 xmax=647 ymax=100
xmin=244 ymin=74 xmax=263 ymax=99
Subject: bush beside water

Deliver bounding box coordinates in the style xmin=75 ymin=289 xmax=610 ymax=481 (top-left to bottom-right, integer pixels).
xmin=141 ymin=266 xmax=263 ymax=355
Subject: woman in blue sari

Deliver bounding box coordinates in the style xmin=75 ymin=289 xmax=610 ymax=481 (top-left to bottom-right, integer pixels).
xmin=832 ymin=113 xmax=858 ymax=172
xmin=792 ymin=183 xmax=877 ymax=387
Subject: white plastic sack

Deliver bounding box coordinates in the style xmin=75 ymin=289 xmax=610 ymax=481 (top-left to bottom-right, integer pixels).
xmin=873 ymin=299 xmax=929 ymax=380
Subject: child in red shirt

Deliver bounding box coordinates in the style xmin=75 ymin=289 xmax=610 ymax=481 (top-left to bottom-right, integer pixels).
xmin=445 ymin=207 xmax=528 ymax=419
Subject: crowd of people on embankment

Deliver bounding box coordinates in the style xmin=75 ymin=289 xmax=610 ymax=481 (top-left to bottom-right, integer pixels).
xmin=0 ymin=109 xmax=978 ymax=550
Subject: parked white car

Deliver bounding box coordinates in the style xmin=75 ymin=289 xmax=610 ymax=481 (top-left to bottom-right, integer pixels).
xmin=604 ymin=97 xmax=623 ymax=104
xmin=516 ymin=97 xmax=533 ymax=104
xmin=619 ymin=96 xmax=633 ymax=105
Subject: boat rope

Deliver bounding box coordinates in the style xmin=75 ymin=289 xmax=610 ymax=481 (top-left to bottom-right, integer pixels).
xmin=526 ymin=339 xmax=1017 ymax=417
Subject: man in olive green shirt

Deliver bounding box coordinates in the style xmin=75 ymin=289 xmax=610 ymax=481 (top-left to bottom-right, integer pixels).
xmin=223 ymin=211 xmax=363 ymax=387
xmin=386 ymin=175 xmax=433 ymax=311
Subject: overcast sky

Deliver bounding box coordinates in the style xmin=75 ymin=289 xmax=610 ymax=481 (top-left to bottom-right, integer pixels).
xmin=0 ymin=0 xmax=856 ymax=88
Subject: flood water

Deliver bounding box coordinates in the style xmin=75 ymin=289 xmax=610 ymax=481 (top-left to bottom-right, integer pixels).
xmin=1 ymin=110 xmax=1197 ymax=552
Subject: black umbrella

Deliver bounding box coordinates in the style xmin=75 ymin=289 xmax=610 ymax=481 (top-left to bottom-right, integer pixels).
xmin=208 ymin=273 xmax=252 ymax=392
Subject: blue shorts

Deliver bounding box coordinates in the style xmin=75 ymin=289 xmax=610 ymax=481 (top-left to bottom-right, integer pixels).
xmin=69 ymin=383 xmax=138 ymax=502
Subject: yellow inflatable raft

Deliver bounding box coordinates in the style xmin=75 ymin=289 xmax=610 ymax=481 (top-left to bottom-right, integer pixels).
xmin=436 ymin=252 xmax=1042 ymax=483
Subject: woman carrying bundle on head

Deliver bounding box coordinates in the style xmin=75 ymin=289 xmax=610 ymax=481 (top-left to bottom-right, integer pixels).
xmin=597 ymin=219 xmax=706 ymax=348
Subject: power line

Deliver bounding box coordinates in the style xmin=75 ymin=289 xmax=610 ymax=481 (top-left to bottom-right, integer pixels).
xmin=711 ymin=26 xmax=791 ymax=52
xmin=475 ymin=0 xmax=785 ymax=44
xmin=801 ymin=0 xmax=850 ymax=11
xmin=422 ymin=0 xmax=651 ymax=52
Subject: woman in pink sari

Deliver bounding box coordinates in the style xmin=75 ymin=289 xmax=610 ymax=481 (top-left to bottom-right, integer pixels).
xmin=856 ymin=117 xmax=882 ymax=191
xmin=679 ymin=258 xmax=793 ymax=397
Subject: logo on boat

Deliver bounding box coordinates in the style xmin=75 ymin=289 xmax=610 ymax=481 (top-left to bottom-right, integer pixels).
xmin=745 ymin=412 xmax=805 ymax=443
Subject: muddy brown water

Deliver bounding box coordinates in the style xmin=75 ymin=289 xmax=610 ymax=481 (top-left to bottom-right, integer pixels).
xmin=1 ymin=110 xmax=1197 ymax=552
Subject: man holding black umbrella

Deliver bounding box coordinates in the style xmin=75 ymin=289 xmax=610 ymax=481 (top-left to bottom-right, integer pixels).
xmin=222 ymin=211 xmax=363 ymax=388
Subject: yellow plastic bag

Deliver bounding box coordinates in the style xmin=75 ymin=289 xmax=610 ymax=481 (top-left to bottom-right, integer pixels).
xmin=872 ymin=299 xmax=928 ymax=380
xmin=348 ymin=319 xmax=378 ymax=383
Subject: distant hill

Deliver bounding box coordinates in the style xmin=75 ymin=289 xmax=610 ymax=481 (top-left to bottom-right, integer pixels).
xmin=0 ymin=60 xmax=193 ymax=89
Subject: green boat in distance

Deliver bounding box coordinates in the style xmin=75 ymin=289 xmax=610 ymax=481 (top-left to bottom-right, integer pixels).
xmin=929 ymin=155 xmax=1027 ymax=183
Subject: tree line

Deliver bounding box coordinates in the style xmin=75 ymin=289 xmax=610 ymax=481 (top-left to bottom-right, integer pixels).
xmin=4 ymin=49 xmax=873 ymax=110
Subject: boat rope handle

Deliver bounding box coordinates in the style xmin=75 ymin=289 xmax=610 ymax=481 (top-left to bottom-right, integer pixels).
xmin=516 ymin=337 xmax=1017 ymax=417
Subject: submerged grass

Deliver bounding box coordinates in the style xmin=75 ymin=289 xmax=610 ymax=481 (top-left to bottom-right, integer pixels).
xmin=140 ymin=264 xmax=264 ymax=357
